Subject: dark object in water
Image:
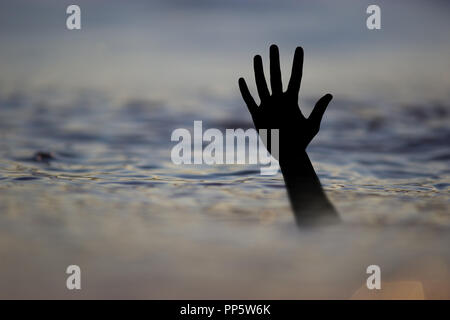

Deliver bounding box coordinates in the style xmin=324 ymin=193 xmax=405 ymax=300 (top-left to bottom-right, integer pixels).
xmin=32 ymin=151 xmax=55 ymax=163
xmin=239 ymin=45 xmax=339 ymax=226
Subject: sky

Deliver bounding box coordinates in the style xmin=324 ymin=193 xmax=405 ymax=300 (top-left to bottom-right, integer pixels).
xmin=1 ymin=0 xmax=450 ymax=107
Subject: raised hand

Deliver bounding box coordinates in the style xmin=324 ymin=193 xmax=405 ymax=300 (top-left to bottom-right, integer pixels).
xmin=239 ymin=45 xmax=333 ymax=159
xmin=238 ymin=44 xmax=339 ymax=226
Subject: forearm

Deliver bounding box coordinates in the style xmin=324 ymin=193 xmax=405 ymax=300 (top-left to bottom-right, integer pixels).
xmin=280 ymin=151 xmax=339 ymax=225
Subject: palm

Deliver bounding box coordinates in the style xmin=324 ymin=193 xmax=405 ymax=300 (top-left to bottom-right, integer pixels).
xmin=239 ymin=45 xmax=332 ymax=159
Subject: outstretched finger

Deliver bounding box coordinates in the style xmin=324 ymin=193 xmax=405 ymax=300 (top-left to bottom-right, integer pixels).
xmin=287 ymin=46 xmax=303 ymax=99
xmin=309 ymin=94 xmax=333 ymax=128
xmin=254 ymin=55 xmax=270 ymax=101
xmin=270 ymin=44 xmax=283 ymax=95
xmin=239 ymin=77 xmax=258 ymax=116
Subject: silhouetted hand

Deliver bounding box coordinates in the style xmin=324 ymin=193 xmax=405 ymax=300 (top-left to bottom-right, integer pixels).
xmin=238 ymin=44 xmax=338 ymax=226
xmin=239 ymin=45 xmax=332 ymax=161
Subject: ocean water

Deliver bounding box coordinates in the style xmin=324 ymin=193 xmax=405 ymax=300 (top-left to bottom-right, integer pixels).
xmin=0 ymin=0 xmax=449 ymax=298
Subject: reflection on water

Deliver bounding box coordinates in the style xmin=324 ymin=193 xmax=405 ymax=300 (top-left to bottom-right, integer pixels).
xmin=0 ymin=0 xmax=449 ymax=299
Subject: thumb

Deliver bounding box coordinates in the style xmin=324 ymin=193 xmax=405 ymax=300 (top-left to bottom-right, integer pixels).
xmin=309 ymin=93 xmax=333 ymax=128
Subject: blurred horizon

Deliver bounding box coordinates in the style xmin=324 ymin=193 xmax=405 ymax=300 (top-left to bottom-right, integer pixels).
xmin=1 ymin=0 xmax=450 ymax=107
